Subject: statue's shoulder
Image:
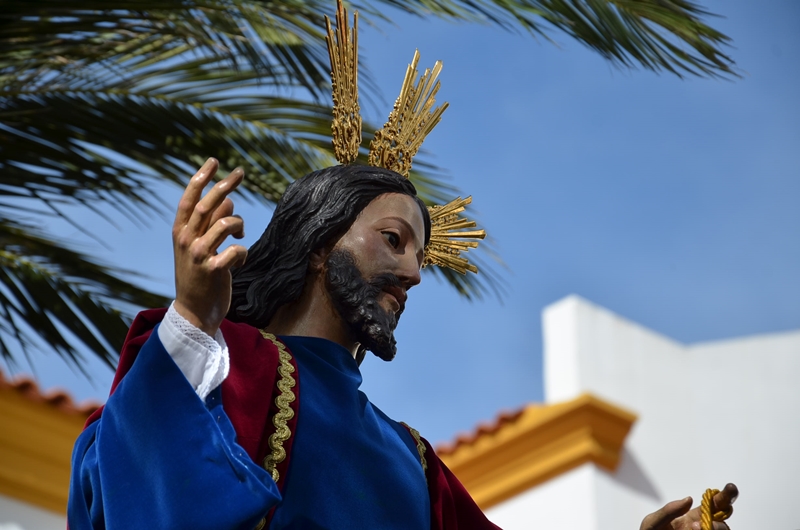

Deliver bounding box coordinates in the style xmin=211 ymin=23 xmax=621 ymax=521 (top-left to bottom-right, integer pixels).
xmin=128 ymin=307 xmax=169 ymax=337
xmin=219 ymin=317 xmax=264 ymax=344
xmin=127 ymin=310 xmax=283 ymax=365
xmin=127 ymin=309 xmax=267 ymax=351
xmin=219 ymin=319 xmax=293 ymax=371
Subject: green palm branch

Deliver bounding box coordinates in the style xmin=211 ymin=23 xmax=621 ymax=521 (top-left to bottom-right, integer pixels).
xmin=0 ymin=0 xmax=735 ymax=369
xmin=0 ymin=219 xmax=166 ymax=369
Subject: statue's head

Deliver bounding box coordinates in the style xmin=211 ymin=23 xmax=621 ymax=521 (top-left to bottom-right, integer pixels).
xmin=228 ymin=164 xmax=431 ymax=361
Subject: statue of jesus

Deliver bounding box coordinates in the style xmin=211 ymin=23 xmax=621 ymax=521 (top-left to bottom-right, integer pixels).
xmin=67 ymin=1 xmax=737 ymax=527
xmin=67 ymin=158 xmax=737 ymax=530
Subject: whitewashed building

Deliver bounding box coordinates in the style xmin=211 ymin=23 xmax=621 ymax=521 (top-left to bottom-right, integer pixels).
xmin=440 ymin=295 xmax=800 ymax=529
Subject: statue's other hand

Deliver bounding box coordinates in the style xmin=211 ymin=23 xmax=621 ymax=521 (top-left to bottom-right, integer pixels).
xmin=640 ymin=483 xmax=737 ymax=530
xmin=172 ymin=158 xmax=247 ymax=336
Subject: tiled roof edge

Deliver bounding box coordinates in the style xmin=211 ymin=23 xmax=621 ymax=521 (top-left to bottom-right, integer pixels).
xmin=436 ymin=406 xmax=530 ymax=455
xmin=0 ymin=369 xmax=102 ymax=417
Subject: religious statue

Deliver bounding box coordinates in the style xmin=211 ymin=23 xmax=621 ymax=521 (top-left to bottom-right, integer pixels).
xmin=67 ymin=2 xmax=737 ymax=528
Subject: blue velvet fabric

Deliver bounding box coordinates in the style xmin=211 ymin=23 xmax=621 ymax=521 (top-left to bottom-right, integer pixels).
xmin=68 ymin=329 xmax=429 ymax=529
xmin=271 ymin=336 xmax=430 ymax=529
xmin=68 ymin=326 xmax=279 ymax=529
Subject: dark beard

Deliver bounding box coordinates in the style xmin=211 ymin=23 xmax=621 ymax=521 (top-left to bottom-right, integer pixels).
xmin=324 ymin=249 xmax=403 ymax=362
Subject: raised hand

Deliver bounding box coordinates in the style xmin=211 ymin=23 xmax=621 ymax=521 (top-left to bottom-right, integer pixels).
xmin=640 ymin=484 xmax=738 ymax=530
xmin=172 ymin=158 xmax=247 ymax=336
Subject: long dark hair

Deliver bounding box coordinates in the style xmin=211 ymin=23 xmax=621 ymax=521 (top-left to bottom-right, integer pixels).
xmin=228 ymin=165 xmax=431 ymax=328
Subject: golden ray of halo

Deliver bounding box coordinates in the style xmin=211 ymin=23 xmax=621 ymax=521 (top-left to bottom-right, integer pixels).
xmin=369 ymin=50 xmax=449 ymax=178
xmin=424 ymin=197 xmax=486 ymax=275
xmin=325 ymin=0 xmax=361 ymax=164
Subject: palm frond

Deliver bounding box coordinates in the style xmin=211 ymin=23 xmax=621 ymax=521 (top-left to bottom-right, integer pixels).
xmin=1 ymin=81 xmax=454 ymax=215
xmin=0 ymin=218 xmax=168 ymax=370
xmin=0 ymin=1 xmax=334 ymax=97
xmin=356 ymin=0 xmax=736 ymax=78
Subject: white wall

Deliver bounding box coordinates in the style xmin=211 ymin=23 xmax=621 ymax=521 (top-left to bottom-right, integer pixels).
xmin=540 ymin=295 xmax=800 ymax=530
xmin=0 ymin=495 xmax=64 ymax=530
xmin=486 ymin=463 xmax=598 ymax=530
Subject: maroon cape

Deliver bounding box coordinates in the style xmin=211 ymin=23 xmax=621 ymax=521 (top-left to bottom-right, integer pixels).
xmin=86 ymin=309 xmax=500 ymax=530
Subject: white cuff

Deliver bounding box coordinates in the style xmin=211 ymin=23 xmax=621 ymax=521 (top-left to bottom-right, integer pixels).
xmin=157 ymin=302 xmax=230 ymax=400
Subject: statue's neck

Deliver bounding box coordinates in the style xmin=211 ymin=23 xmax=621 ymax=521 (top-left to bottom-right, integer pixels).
xmin=264 ymin=275 xmax=359 ymax=359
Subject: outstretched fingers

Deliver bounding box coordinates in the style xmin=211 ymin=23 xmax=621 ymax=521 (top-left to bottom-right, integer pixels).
xmin=192 ymin=215 xmax=245 ymax=263
xmin=185 ymin=166 xmax=245 ymax=237
xmin=208 ymin=197 xmax=235 ymax=230
xmin=172 ymin=160 xmax=247 ymax=336
xmin=175 ymin=158 xmax=219 ymax=229
xmin=210 ymin=244 xmax=248 ymax=271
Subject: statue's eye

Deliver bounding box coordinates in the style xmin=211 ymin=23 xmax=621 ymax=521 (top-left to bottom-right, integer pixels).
xmin=382 ymin=231 xmax=400 ymax=248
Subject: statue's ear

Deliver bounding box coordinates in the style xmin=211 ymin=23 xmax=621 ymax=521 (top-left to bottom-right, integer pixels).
xmin=308 ymin=245 xmax=330 ymax=272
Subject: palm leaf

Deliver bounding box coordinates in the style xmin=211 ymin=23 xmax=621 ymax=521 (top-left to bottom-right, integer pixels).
xmin=355 ymin=0 xmax=736 ymax=78
xmin=0 ymin=1 xmax=334 ymax=97
xmin=1 ymin=60 xmax=456 ymax=206
xmin=0 ymin=0 xmax=735 ymax=368
xmin=0 ymin=219 xmax=168 ymax=370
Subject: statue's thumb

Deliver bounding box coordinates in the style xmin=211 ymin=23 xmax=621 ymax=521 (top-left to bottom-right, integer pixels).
xmin=640 ymin=497 xmax=692 ymax=530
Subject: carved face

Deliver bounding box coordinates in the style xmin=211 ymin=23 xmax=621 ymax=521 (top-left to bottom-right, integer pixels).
xmin=324 ymin=193 xmax=425 ymax=360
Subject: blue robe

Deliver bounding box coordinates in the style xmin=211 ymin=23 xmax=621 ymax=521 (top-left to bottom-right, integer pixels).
xmin=68 ymin=326 xmax=429 ymax=529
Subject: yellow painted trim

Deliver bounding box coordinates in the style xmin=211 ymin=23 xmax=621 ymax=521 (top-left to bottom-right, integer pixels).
xmin=438 ymin=393 xmax=637 ymax=510
xmin=0 ymin=384 xmax=89 ymax=514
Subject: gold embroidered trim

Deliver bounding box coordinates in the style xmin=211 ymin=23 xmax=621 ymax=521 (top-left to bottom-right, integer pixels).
xmin=400 ymin=421 xmax=428 ymax=473
xmin=259 ymin=330 xmax=297 ymax=483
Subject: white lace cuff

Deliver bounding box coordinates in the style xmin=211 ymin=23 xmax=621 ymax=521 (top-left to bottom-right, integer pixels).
xmin=157 ymin=302 xmax=230 ymax=400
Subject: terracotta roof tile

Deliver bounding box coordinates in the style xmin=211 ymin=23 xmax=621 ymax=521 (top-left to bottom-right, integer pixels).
xmin=436 ymin=405 xmax=532 ymax=455
xmin=0 ymin=369 xmax=102 ymax=417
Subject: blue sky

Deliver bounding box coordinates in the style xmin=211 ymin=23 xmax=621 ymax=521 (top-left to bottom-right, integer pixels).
xmin=4 ymin=1 xmax=798 ymax=445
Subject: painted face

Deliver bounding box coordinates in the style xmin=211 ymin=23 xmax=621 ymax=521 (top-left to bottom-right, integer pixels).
xmin=325 ymin=193 xmax=426 ymax=360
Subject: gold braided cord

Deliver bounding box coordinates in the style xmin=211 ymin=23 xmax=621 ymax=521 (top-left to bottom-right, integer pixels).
xmin=325 ymin=1 xmax=361 ymax=164
xmin=424 ymin=196 xmax=486 ymax=274
xmin=701 ymin=488 xmax=733 ymax=530
xmin=369 ymin=50 xmax=449 ymax=178
xmin=399 ymin=422 xmax=428 ymax=473
xmin=259 ymin=331 xmax=297 ymax=483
